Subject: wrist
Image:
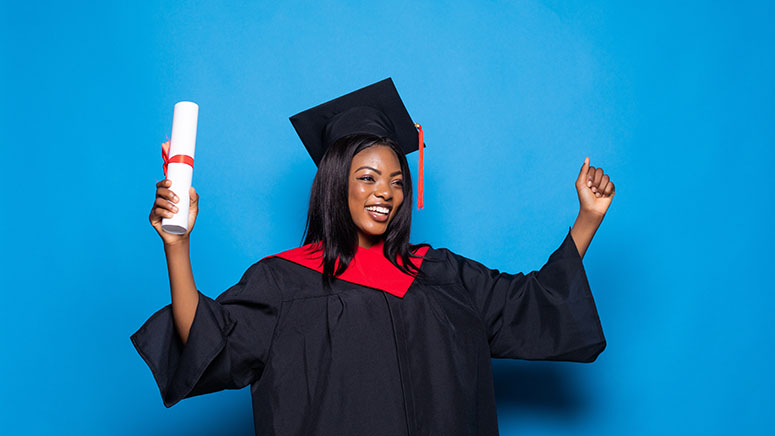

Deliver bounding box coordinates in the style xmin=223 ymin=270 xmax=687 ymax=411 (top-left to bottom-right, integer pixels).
xmin=577 ymin=208 xmax=605 ymax=224
xmin=164 ymin=238 xmax=190 ymax=253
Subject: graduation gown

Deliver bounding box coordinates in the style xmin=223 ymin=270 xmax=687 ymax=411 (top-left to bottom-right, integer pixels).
xmin=130 ymin=228 xmax=606 ymax=435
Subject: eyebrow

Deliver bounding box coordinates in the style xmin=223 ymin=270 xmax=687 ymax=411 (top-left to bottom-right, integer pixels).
xmin=355 ymin=166 xmax=402 ymax=177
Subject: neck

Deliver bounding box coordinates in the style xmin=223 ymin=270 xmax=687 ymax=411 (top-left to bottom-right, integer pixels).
xmin=357 ymin=234 xmax=382 ymax=249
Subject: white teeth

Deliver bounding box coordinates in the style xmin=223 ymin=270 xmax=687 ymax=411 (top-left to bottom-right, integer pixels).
xmin=366 ymin=206 xmax=390 ymax=215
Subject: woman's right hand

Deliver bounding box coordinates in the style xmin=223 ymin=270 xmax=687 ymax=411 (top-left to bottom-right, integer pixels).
xmin=149 ymin=179 xmax=199 ymax=245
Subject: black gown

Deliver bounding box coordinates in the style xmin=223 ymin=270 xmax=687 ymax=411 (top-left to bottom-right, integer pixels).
xmin=130 ymin=228 xmax=606 ymax=435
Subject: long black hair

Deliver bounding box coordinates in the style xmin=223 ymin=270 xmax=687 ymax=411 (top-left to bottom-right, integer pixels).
xmin=302 ymin=133 xmax=426 ymax=281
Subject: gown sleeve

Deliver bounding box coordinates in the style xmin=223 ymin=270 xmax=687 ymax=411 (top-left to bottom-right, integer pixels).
xmin=129 ymin=260 xmax=282 ymax=407
xmin=444 ymin=227 xmax=606 ymax=362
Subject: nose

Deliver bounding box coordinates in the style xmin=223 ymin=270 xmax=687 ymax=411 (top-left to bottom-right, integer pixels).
xmin=374 ymin=180 xmax=393 ymax=201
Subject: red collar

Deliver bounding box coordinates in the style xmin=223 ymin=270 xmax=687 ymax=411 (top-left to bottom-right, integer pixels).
xmin=263 ymin=240 xmax=429 ymax=298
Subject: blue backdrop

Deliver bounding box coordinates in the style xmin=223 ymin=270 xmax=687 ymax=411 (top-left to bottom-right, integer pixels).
xmin=1 ymin=1 xmax=773 ymax=435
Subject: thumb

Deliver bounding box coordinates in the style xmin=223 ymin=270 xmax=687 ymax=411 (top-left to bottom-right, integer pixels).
xmin=577 ymin=156 xmax=590 ymax=185
xmin=189 ymin=186 xmax=198 ymax=204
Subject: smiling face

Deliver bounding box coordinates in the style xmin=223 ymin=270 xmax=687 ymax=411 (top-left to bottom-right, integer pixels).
xmin=348 ymin=145 xmax=405 ymax=248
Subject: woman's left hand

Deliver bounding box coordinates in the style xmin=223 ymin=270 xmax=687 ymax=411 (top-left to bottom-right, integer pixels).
xmin=575 ymin=157 xmax=615 ymax=218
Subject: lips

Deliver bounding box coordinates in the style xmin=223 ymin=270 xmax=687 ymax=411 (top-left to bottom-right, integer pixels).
xmin=365 ymin=204 xmax=392 ymax=222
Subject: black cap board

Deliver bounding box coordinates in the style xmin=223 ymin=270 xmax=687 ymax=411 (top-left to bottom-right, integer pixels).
xmin=289 ymin=78 xmax=421 ymax=166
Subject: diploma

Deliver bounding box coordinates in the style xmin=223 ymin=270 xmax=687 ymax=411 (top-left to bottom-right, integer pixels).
xmin=161 ymin=101 xmax=198 ymax=235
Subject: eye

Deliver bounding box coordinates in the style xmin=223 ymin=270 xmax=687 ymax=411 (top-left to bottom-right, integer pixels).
xmin=357 ymin=175 xmax=375 ymax=182
xmin=392 ymin=179 xmax=404 ymax=187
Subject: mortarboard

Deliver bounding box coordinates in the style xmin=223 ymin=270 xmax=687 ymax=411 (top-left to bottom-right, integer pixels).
xmin=289 ymin=77 xmax=425 ymax=209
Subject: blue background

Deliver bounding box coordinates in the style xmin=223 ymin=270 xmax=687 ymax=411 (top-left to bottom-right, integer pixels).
xmin=1 ymin=1 xmax=773 ymax=435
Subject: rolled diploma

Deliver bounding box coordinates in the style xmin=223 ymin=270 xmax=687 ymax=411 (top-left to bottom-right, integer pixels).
xmin=161 ymin=101 xmax=199 ymax=235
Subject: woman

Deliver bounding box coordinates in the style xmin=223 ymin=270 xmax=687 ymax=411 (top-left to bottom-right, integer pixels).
xmin=132 ymin=79 xmax=614 ymax=436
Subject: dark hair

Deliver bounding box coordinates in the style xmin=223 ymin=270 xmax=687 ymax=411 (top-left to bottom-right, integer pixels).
xmin=302 ymin=133 xmax=426 ymax=281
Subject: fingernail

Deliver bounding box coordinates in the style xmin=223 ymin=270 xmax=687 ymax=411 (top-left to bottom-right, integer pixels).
xmin=587 ymin=181 xmax=592 ymax=186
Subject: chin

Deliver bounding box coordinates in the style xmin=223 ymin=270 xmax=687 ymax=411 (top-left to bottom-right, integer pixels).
xmin=356 ymin=221 xmax=389 ymax=238
xmin=364 ymin=226 xmax=388 ymax=237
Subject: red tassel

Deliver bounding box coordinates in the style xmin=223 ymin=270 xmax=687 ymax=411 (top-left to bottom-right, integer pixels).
xmin=414 ymin=123 xmax=424 ymax=210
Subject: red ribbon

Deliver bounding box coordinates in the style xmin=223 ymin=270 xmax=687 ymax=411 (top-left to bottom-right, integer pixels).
xmin=161 ymin=137 xmax=194 ymax=177
xmin=414 ymin=123 xmax=424 ymax=210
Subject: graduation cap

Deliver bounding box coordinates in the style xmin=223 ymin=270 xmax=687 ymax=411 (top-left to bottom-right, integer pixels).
xmin=289 ymin=77 xmax=425 ymax=209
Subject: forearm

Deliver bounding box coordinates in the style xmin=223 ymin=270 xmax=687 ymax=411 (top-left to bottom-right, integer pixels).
xmin=570 ymin=211 xmax=604 ymax=259
xmin=164 ymin=239 xmax=198 ymax=344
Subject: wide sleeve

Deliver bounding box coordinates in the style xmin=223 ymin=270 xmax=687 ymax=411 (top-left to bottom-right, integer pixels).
xmin=129 ymin=261 xmax=282 ymax=407
xmin=446 ymin=227 xmax=606 ymax=362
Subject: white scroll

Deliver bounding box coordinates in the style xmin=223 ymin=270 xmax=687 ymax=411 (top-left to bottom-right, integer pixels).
xmin=161 ymin=101 xmax=199 ymax=235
